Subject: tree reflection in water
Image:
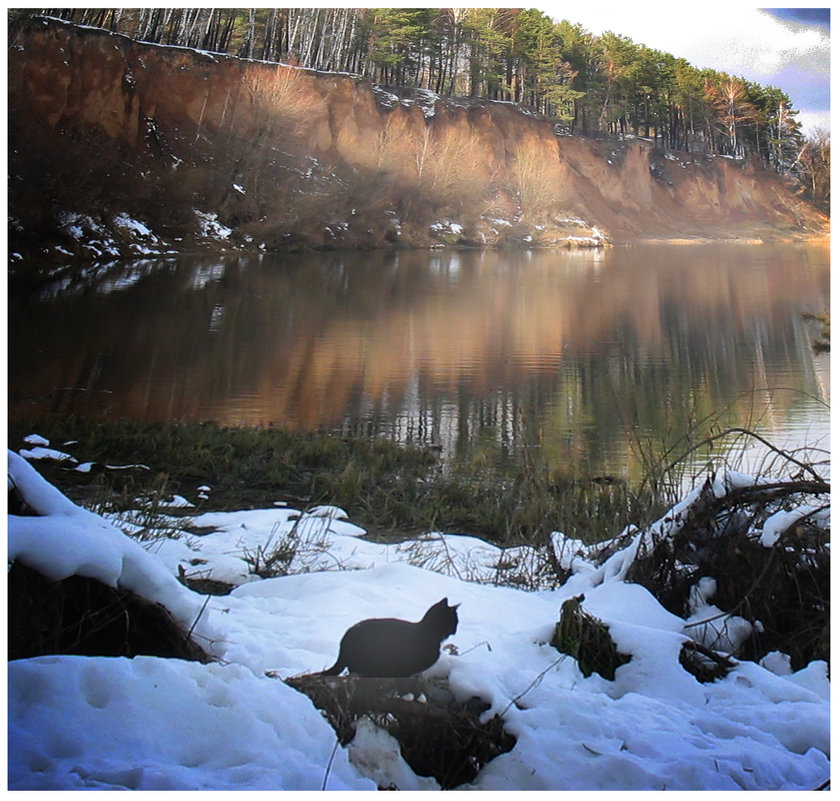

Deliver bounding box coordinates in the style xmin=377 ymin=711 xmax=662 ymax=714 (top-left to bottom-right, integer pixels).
xmin=9 ymin=243 xmax=829 ymax=480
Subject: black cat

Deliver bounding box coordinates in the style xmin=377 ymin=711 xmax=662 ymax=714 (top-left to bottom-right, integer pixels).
xmin=322 ymin=598 xmax=459 ymax=677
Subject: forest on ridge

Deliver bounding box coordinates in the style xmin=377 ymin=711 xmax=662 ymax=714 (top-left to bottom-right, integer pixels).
xmin=30 ymin=8 xmax=824 ymax=185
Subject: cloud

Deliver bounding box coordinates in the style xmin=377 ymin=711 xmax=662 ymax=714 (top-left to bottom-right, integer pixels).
xmin=539 ymin=5 xmax=826 ymax=76
xmin=537 ymin=4 xmax=830 ymax=129
xmin=796 ymin=110 xmax=831 ymax=137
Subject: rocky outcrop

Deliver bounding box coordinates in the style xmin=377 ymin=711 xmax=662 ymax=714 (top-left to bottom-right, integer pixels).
xmin=8 ymin=16 xmax=828 ymax=263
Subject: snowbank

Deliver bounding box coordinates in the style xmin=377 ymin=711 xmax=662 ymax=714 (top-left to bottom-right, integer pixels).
xmin=7 ymin=451 xmax=830 ymax=790
xmin=9 ymin=656 xmax=372 ymax=790
xmin=8 ymin=450 xmax=222 ymax=654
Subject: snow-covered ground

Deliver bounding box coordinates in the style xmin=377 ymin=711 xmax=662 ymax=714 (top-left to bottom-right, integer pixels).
xmin=7 ymin=448 xmax=830 ymax=790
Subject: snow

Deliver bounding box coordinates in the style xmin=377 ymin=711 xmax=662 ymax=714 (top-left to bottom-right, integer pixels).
xmin=157 ymin=493 xmax=194 ymax=509
xmin=760 ymin=505 xmax=828 ymax=547
xmin=348 ymin=719 xmax=439 ymax=790
xmin=683 ymin=576 xmax=755 ymax=654
xmin=17 ymin=445 xmax=77 ymax=464
xmin=194 ymin=210 xmax=232 ymax=240
xmin=685 ymin=604 xmax=754 ymax=655
xmin=9 ymin=656 xmax=368 ymax=790
xmin=7 ymin=450 xmax=830 ymax=790
xmin=429 ymin=220 xmax=464 ymax=236
xmin=369 ymin=86 xmax=446 ymax=119
xmin=49 ymin=210 xmax=169 ymax=262
xmin=112 ymin=212 xmax=153 ymax=238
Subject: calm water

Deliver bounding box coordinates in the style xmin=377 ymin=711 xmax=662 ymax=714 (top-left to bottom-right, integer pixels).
xmin=9 ymin=243 xmax=830 ymax=480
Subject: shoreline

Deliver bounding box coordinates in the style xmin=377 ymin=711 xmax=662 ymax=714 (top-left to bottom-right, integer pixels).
xmin=627 ymin=232 xmax=830 ymax=246
xmin=10 ymin=228 xmax=829 ymax=273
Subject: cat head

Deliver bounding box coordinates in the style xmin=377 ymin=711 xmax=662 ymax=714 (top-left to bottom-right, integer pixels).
xmin=426 ymin=597 xmax=459 ymax=637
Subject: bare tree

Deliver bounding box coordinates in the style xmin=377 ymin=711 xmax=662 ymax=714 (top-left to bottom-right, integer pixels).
xmin=795 ymin=128 xmax=830 ymax=211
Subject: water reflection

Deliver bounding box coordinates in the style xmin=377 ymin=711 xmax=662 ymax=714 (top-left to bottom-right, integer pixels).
xmin=9 ymin=244 xmax=829 ymax=478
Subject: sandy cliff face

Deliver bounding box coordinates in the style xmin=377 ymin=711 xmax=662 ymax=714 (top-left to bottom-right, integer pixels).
xmin=8 ymin=17 xmax=828 ymax=262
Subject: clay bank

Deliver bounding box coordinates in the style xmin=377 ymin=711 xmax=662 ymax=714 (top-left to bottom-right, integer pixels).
xmin=9 ymin=16 xmax=829 ymax=265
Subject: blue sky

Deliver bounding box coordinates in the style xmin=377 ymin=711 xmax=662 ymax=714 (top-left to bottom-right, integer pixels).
xmin=538 ymin=4 xmax=830 ymax=135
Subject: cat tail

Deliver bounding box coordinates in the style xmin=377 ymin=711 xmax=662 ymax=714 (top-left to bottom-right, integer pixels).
xmin=319 ymin=660 xmax=343 ymax=676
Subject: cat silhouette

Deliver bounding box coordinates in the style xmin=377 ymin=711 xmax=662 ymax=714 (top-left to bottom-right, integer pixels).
xmin=322 ymin=598 xmax=459 ymax=677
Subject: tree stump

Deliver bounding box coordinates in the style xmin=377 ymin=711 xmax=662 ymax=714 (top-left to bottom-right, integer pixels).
xmin=282 ymin=673 xmax=515 ymax=789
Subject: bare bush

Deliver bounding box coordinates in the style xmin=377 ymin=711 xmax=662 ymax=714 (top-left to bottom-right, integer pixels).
xmin=626 ymin=470 xmax=829 ymax=669
xmin=244 ymin=65 xmax=323 ymax=130
xmin=510 ymin=136 xmax=563 ymax=222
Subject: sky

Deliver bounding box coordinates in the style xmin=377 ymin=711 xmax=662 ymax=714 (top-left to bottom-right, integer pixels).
xmin=537 ymin=4 xmax=831 ymax=136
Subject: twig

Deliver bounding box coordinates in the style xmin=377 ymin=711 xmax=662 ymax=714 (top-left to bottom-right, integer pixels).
xmin=435 ymin=532 xmax=463 ymax=581
xmin=499 ymin=653 xmax=567 ymax=718
xmin=459 ymin=640 xmax=492 ymax=656
xmin=322 ymin=737 xmax=340 ymax=791
xmin=185 ymin=594 xmax=212 ymax=644
xmin=660 ymin=427 xmax=827 ymax=485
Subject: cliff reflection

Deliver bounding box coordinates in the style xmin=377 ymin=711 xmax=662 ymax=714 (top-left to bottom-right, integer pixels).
xmin=9 ymin=244 xmax=829 ymax=476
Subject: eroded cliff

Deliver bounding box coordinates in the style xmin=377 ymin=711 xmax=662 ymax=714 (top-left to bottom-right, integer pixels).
xmin=9 ymin=16 xmax=829 ymax=263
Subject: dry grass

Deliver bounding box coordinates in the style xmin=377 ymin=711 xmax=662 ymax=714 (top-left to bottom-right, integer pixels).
xmin=8 ymin=417 xmax=663 ymax=549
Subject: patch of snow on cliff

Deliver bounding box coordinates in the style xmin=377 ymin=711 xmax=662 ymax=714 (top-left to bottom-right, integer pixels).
xmin=371 ymin=85 xmax=400 ymax=110
xmin=430 ymin=220 xmax=464 ymax=236
xmin=55 ymin=212 xmax=122 ymax=260
xmin=53 ymin=211 xmax=170 ymax=260
xmin=370 ymin=85 xmax=439 ymax=118
xmin=113 ymin=213 xmax=165 ymax=255
xmin=194 ymin=210 xmax=232 ymax=240
xmin=413 ymin=88 xmax=440 ymax=118
xmin=113 ymin=213 xmax=153 ymax=238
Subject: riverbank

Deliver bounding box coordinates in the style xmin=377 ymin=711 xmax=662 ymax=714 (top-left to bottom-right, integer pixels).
xmin=632 ymin=231 xmax=831 ymax=246
xmin=9 ymin=17 xmax=829 ymax=268
xmin=10 ymin=218 xmax=830 ymax=277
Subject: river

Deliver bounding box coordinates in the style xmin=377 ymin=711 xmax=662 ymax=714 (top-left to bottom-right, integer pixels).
xmin=9 ymin=243 xmax=829 ymax=482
